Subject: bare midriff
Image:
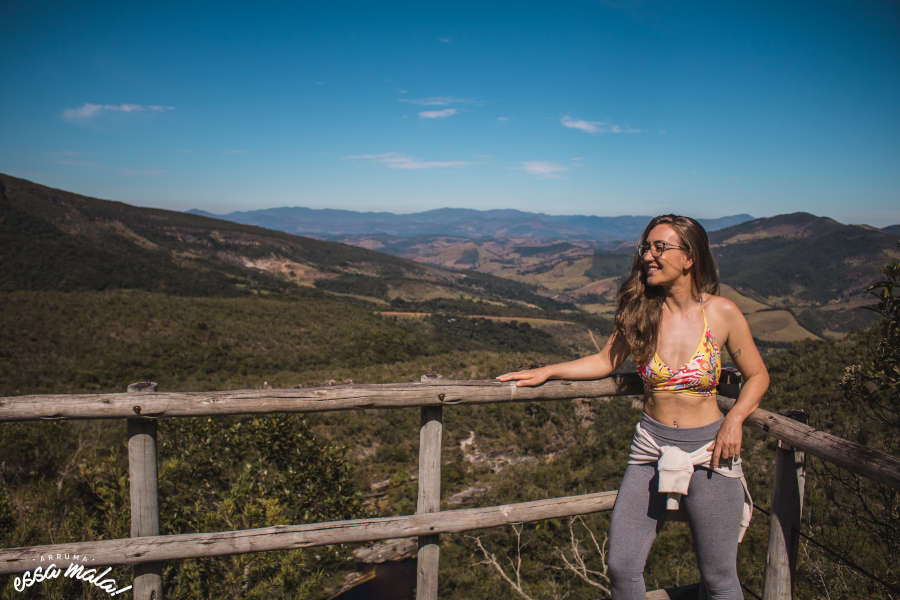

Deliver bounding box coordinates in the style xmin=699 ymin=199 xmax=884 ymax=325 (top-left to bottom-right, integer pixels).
xmin=643 ymin=392 xmax=723 ymax=428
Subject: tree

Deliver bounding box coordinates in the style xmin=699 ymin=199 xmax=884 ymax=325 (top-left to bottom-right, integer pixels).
xmin=804 ymin=253 xmax=900 ymax=597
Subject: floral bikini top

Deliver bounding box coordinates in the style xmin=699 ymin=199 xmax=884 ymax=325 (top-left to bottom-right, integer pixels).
xmin=638 ymin=308 xmax=721 ymax=397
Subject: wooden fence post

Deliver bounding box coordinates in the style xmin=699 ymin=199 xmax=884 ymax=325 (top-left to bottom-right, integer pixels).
xmin=416 ymin=403 xmax=443 ymax=600
xmin=718 ymin=366 xmax=742 ymax=400
xmin=763 ymin=409 xmax=808 ymax=600
xmin=127 ymin=382 xmax=162 ymax=600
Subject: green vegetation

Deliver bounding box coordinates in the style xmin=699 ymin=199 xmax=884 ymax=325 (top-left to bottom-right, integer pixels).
xmin=794 ymin=304 xmax=878 ymax=336
xmin=0 ymin=173 xmax=574 ymax=316
xmin=0 ymin=199 xmax=294 ymax=296
xmin=2 ymin=277 xmax=898 ymax=598
xmin=315 ymin=274 xmax=390 ymax=298
xmin=0 ymin=289 xmax=577 ymax=599
xmin=156 ymin=415 xmax=363 ymax=598
xmin=0 ymin=291 xmax=578 ymax=396
xmin=2 ymin=175 xmax=897 ymax=597
xmin=458 ymin=271 xmax=576 ymax=312
xmin=1 ymin=415 xmax=363 ymax=600
xmin=432 ymin=266 xmax=899 ymax=599
xmin=710 ymin=213 xmax=898 ymax=303
xmin=454 ymin=248 xmax=479 ymax=265
xmin=750 ymin=260 xmax=898 ymax=598
xmin=585 ymin=250 xmax=633 ymax=280
xmin=514 ymin=242 xmax=576 ymax=257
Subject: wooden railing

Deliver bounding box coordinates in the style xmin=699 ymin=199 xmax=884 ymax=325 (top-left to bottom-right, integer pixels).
xmin=2 ymin=374 xmax=899 ymax=600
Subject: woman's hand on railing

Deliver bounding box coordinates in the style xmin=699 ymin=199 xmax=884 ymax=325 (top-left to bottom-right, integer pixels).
xmin=708 ymin=414 xmax=744 ymax=468
xmin=496 ymin=367 xmax=552 ymax=387
xmin=497 ymin=350 xmax=619 ymax=387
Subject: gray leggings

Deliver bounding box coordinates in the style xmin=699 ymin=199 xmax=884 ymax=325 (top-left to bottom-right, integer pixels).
xmin=608 ymin=414 xmax=745 ymax=599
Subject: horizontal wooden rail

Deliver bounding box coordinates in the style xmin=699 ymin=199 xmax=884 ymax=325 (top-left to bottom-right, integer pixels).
xmin=3 ymin=378 xmax=898 ymax=489
xmin=718 ymin=397 xmax=900 ymax=491
xmin=0 ymin=377 xmax=644 ymax=421
xmin=0 ymin=491 xmax=618 ymax=575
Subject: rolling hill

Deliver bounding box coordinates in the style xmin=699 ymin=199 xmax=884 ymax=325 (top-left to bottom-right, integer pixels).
xmin=710 ymin=212 xmax=899 ymax=303
xmin=0 ymin=173 xmax=573 ymax=314
xmin=4 ymin=173 xmax=893 ymax=340
xmin=188 ymin=205 xmax=754 ymax=242
xmin=579 ymin=213 xmax=898 ymax=339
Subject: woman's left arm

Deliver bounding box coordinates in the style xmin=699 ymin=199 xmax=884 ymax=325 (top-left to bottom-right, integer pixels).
xmin=709 ymin=300 xmax=770 ymax=468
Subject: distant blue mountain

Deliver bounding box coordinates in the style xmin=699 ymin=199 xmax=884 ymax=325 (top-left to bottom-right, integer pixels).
xmin=185 ymin=206 xmax=754 ymax=241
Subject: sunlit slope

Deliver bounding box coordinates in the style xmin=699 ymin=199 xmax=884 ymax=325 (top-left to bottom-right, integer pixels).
xmin=710 ymin=212 xmax=899 ymax=304
xmin=0 ymin=173 xmax=570 ymax=313
xmin=0 ymin=290 xmax=574 ymax=396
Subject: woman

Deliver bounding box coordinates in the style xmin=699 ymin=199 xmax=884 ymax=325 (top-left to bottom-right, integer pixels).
xmin=497 ymin=215 xmax=768 ymax=599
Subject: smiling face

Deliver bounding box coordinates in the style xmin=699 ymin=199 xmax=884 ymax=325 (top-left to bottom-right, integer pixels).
xmin=641 ymin=224 xmax=694 ymax=287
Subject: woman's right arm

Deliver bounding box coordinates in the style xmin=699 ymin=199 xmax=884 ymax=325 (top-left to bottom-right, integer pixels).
xmin=496 ymin=333 xmax=628 ymax=387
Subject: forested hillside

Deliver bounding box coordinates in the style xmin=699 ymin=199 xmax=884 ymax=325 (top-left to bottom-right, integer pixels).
xmin=2 ymin=262 xmax=897 ymax=599
xmin=0 ymin=288 xmax=579 ymax=599
xmin=0 ymin=173 xmax=574 ymax=317
xmin=710 ymin=212 xmax=898 ymax=303
xmin=1 ymin=173 xmax=896 ymax=598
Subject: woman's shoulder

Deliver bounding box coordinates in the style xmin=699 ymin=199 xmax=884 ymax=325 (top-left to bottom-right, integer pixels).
xmin=701 ymin=294 xmax=747 ymax=344
xmin=701 ymin=293 xmax=744 ymax=320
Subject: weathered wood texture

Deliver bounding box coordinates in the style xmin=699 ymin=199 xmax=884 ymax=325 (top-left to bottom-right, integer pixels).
xmin=0 ymin=491 xmax=618 ymax=575
xmin=416 ymin=406 xmax=442 ymax=600
xmin=417 ymin=406 xmax=443 ymax=514
xmin=3 ymin=379 xmax=896 ymax=490
xmin=717 ymin=396 xmax=900 ymax=491
xmin=763 ymin=411 xmax=808 ymax=600
xmin=0 ymin=376 xmax=644 ymax=421
xmin=128 ymin=420 xmax=163 ymax=600
xmin=127 ymin=382 xmax=162 ymax=600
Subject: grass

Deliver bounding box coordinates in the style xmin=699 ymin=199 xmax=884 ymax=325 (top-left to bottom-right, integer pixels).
xmin=718 ymin=283 xmax=770 ymax=313
xmin=745 ymin=309 xmax=821 ymax=343
xmin=0 ymin=290 xmax=577 ymax=397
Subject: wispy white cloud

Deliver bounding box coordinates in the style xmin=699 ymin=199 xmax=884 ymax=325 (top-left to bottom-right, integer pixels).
xmin=347 ymin=152 xmax=469 ymax=170
xmin=224 ymin=149 xmax=247 ymax=155
xmin=519 ymin=161 xmax=569 ymax=178
xmin=561 ymin=115 xmax=640 ymax=134
xmin=62 ymin=103 xmax=175 ymax=121
xmin=399 ymin=96 xmax=476 ymax=106
xmin=419 ymin=108 xmax=457 ymax=119
xmin=561 ymin=115 xmax=602 ymax=133
xmin=438 ymin=37 xmax=452 ymax=44
xmin=497 ymin=116 xmax=509 ymax=121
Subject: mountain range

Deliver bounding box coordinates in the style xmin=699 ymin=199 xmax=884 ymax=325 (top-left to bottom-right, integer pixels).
xmin=187 ymin=206 xmax=755 ymax=242
xmin=0 ymin=173 xmax=570 ymax=315
xmin=3 ymin=173 xmax=898 ymax=340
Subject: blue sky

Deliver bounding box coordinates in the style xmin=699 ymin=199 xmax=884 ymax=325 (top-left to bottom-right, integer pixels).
xmin=2 ymin=1 xmax=899 ymax=226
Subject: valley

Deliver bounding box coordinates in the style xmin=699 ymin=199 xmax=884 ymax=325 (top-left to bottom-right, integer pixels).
xmin=1 ymin=173 xmax=898 ymax=599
